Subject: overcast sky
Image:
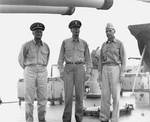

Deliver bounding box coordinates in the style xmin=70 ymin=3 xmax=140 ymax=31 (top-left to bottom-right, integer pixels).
xmin=0 ymin=0 xmax=150 ymax=101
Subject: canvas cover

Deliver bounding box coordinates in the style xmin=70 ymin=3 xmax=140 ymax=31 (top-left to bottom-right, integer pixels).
xmin=128 ymin=23 xmax=150 ymax=72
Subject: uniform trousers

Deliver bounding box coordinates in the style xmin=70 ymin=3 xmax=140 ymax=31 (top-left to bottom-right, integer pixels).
xmin=62 ymin=63 xmax=85 ymax=122
xmin=24 ymin=65 xmax=48 ymax=122
xmin=100 ymin=65 xmax=120 ymax=122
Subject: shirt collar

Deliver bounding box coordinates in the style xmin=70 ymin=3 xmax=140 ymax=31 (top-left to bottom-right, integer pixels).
xmin=72 ymin=37 xmax=79 ymax=42
xmin=73 ymin=39 xmax=79 ymax=42
xmin=106 ymin=38 xmax=116 ymax=44
xmin=33 ymin=39 xmax=43 ymax=46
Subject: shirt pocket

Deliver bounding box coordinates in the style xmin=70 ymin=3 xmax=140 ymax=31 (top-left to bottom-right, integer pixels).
xmin=27 ymin=47 xmax=36 ymax=58
xmin=77 ymin=45 xmax=85 ymax=59
xmin=65 ymin=45 xmax=73 ymax=58
xmin=111 ymin=46 xmax=119 ymax=55
xmin=78 ymin=46 xmax=85 ymax=52
xmin=41 ymin=48 xmax=49 ymax=56
xmin=101 ymin=47 xmax=107 ymax=61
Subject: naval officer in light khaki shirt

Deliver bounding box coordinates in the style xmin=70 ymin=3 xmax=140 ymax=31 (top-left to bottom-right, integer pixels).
xmin=99 ymin=23 xmax=126 ymax=122
xmin=18 ymin=22 xmax=50 ymax=122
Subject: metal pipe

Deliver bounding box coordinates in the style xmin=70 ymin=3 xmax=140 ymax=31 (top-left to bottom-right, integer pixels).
xmin=138 ymin=0 xmax=150 ymax=3
xmin=0 ymin=0 xmax=113 ymax=14
xmin=128 ymin=57 xmax=141 ymax=60
xmin=131 ymin=45 xmax=146 ymax=94
xmin=0 ymin=5 xmax=75 ymax=15
xmin=0 ymin=98 xmax=19 ymax=105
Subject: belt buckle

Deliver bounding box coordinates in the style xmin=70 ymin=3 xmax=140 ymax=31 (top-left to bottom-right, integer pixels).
xmin=71 ymin=62 xmax=77 ymax=64
xmin=66 ymin=61 xmax=83 ymax=64
xmin=75 ymin=62 xmax=82 ymax=64
xmin=72 ymin=62 xmax=76 ymax=64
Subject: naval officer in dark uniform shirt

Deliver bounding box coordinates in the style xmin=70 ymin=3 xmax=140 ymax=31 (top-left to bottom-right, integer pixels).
xmin=57 ymin=20 xmax=92 ymax=122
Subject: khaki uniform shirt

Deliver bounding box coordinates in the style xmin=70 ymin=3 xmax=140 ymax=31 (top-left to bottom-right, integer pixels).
xmin=57 ymin=38 xmax=92 ymax=73
xmin=99 ymin=38 xmax=126 ymax=73
xmin=18 ymin=40 xmax=50 ymax=69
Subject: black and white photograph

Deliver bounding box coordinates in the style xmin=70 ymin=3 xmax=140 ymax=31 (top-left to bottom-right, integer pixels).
xmin=0 ymin=0 xmax=150 ymax=122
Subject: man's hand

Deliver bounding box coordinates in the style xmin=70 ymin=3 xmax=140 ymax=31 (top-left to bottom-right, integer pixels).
xmin=85 ymin=73 xmax=91 ymax=82
xmin=120 ymin=72 xmax=125 ymax=83
xmin=97 ymin=71 xmax=102 ymax=82
xmin=84 ymin=73 xmax=91 ymax=88
xmin=59 ymin=68 xmax=64 ymax=79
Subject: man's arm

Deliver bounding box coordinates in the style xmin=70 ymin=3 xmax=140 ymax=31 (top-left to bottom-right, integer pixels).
xmin=18 ymin=44 xmax=26 ymax=69
xmin=57 ymin=41 xmax=65 ymax=73
xmin=98 ymin=46 xmax=103 ymax=82
xmin=84 ymin=42 xmax=92 ymax=75
xmin=120 ymin=41 xmax=126 ymax=75
xmin=46 ymin=44 xmax=50 ymax=66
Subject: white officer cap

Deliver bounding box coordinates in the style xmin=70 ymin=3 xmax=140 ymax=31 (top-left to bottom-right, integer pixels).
xmin=106 ymin=23 xmax=115 ymax=30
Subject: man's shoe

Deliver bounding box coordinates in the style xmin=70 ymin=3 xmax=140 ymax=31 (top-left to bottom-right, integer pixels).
xmin=39 ymin=120 xmax=46 ymax=122
xmin=101 ymin=120 xmax=109 ymax=122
